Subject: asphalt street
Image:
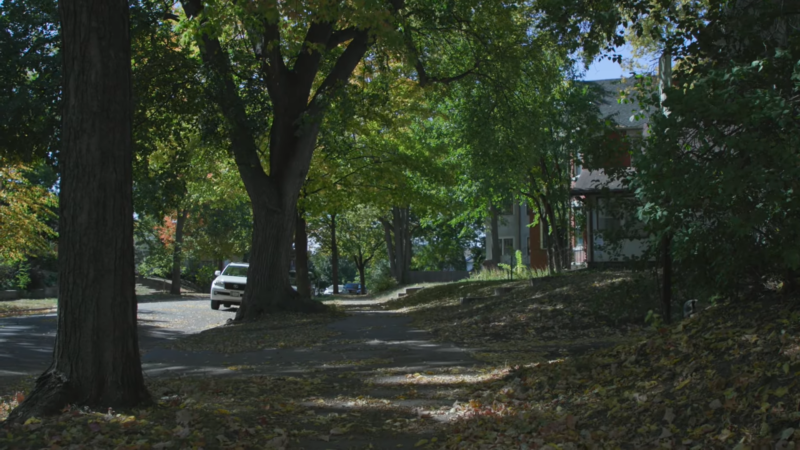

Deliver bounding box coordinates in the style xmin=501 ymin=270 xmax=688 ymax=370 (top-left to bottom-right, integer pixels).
xmin=0 ymin=298 xmax=475 ymax=384
xmin=0 ymin=298 xmax=234 ymax=378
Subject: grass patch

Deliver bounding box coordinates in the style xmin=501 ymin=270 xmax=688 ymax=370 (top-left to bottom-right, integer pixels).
xmin=384 ymin=270 xmax=662 ymax=366
xmin=467 ymin=267 xmax=550 ymax=281
xmin=0 ymin=299 xmax=57 ymax=318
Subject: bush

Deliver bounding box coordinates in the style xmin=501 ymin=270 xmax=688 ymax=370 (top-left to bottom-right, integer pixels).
xmin=192 ymin=265 xmax=217 ymax=292
xmin=469 ymin=265 xmax=549 ymax=281
xmin=366 ymin=260 xmax=397 ymax=294
xmin=0 ymin=261 xmax=32 ymax=290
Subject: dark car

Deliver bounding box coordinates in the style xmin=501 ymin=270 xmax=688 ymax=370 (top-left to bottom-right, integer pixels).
xmin=343 ymin=283 xmax=363 ymax=294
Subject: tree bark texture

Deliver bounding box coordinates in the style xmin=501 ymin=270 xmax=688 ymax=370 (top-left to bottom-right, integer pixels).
xmin=489 ymin=204 xmax=501 ymax=265
xmin=330 ymin=213 xmax=339 ymax=294
xmin=661 ymin=234 xmax=673 ymax=324
xmin=542 ymin=198 xmax=565 ymax=272
xmin=234 ymin=177 xmax=324 ymax=320
xmin=537 ymin=203 xmax=556 ymax=274
xmin=380 ymin=218 xmax=397 ymax=278
xmin=354 ymin=254 xmax=367 ymax=296
xmin=170 ymin=209 xmax=188 ymax=295
xmin=391 ymin=207 xmax=412 ymax=284
xmin=295 ymin=211 xmax=312 ymax=299
xmin=9 ymin=0 xmax=149 ymax=421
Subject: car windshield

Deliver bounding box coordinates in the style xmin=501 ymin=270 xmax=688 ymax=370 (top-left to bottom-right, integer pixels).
xmin=222 ymin=265 xmax=248 ymax=277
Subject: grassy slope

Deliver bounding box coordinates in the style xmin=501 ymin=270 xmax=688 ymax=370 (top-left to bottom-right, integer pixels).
xmin=386 ymin=271 xmax=660 ymax=365
xmin=384 ymin=271 xmax=800 ymax=449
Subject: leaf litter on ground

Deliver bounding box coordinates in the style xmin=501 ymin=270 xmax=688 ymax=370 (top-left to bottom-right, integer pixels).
xmin=3 ymin=270 xmax=800 ymax=449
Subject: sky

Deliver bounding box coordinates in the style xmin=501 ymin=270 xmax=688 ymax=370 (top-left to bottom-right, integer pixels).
xmin=580 ymin=45 xmax=651 ymax=81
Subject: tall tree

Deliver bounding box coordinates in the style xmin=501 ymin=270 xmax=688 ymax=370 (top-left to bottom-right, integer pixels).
xmin=338 ymin=205 xmax=384 ymax=294
xmin=9 ymin=0 xmax=148 ymax=421
xmin=178 ymin=0 xmax=532 ymax=320
xmin=447 ymin=39 xmax=610 ymax=272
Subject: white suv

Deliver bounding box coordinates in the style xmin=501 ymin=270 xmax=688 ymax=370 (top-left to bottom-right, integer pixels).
xmin=210 ymin=262 xmax=248 ymax=310
xmin=210 ymin=262 xmax=299 ymax=310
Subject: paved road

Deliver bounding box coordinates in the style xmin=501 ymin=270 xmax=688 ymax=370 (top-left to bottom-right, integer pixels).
xmin=0 ymin=298 xmax=234 ymax=379
xmin=1 ymin=298 xmax=476 ymax=384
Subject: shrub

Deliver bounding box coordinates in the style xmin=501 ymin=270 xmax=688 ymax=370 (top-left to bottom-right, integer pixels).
xmin=469 ymin=266 xmax=549 ymax=281
xmin=367 ymin=260 xmax=397 ymax=294
xmin=193 ymin=265 xmax=217 ymax=292
xmin=0 ymin=261 xmax=32 ymax=290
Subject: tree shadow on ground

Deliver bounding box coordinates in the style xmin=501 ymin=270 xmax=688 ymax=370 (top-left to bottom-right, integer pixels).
xmin=136 ymin=293 xmax=208 ymax=304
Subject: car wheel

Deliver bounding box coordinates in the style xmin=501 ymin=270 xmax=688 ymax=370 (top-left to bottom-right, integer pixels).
xmin=211 ymin=300 xmax=221 ymax=310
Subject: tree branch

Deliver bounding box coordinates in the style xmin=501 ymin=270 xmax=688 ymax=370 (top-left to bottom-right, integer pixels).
xmin=293 ymin=22 xmax=334 ymax=94
xmin=326 ymin=27 xmax=360 ymax=50
xmin=309 ymin=29 xmax=372 ymax=108
xmin=398 ymin=20 xmax=480 ymax=87
xmin=255 ymin=19 xmax=288 ymax=102
xmin=180 ymin=0 xmax=275 ymax=199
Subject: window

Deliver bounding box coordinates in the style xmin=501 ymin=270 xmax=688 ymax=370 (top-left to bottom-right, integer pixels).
xmin=596 ymin=198 xmax=647 ymax=237
xmin=598 ymin=199 xmax=622 ymax=231
xmin=500 ymin=237 xmax=514 ymax=256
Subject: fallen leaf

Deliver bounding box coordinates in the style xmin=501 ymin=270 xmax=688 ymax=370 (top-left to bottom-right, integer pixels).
xmin=175 ymin=409 xmax=192 ymax=426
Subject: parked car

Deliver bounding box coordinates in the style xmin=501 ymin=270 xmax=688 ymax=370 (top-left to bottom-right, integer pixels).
xmin=210 ymin=262 xmax=297 ymax=310
xmin=344 ymin=283 xmax=363 ymax=294
xmin=323 ymin=285 xmax=345 ymax=295
xmin=210 ymin=262 xmax=248 ymax=310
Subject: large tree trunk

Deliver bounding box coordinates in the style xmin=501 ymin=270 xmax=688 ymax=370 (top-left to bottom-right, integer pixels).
xmin=355 ymin=256 xmax=367 ymax=296
xmin=295 ymin=211 xmax=312 ymax=299
xmin=234 ymin=172 xmax=324 ymax=320
xmin=489 ymin=204 xmax=501 ymax=264
xmin=391 ymin=207 xmax=412 ymax=284
xmin=170 ymin=209 xmax=188 ymax=295
xmin=535 ymin=201 xmax=556 ymax=274
xmin=9 ymin=0 xmax=148 ymax=421
xmin=542 ymin=198 xmax=564 ymax=272
xmin=380 ymin=218 xmax=397 ymax=278
xmin=330 ymin=213 xmax=339 ymax=294
xmin=661 ymin=234 xmax=673 ymax=324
